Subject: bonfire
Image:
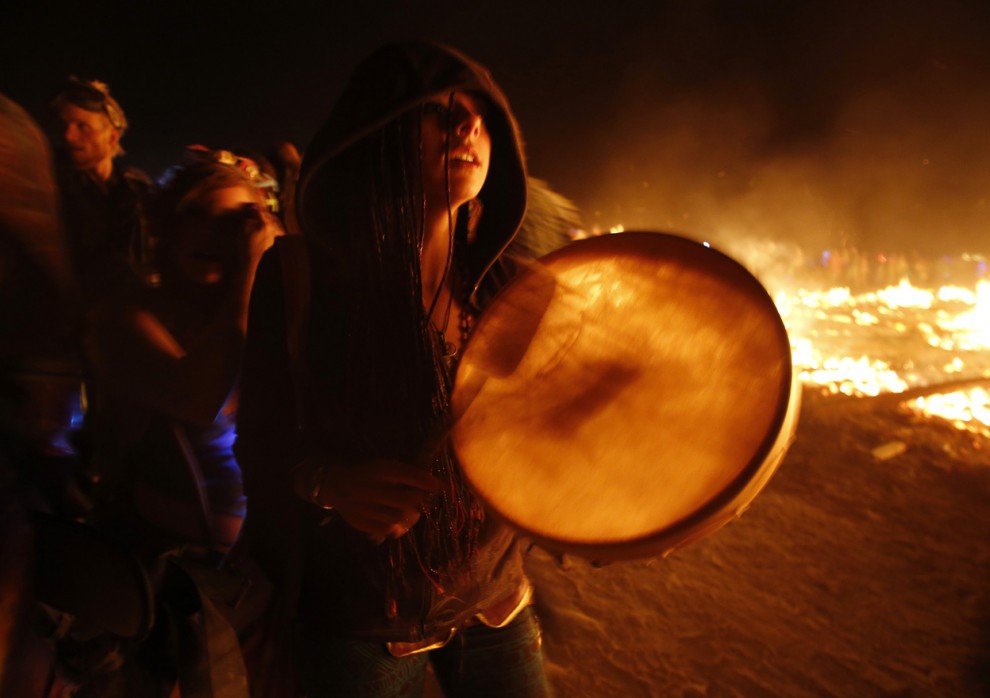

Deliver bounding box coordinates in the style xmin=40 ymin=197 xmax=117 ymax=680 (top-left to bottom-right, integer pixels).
xmin=773 ymin=262 xmax=990 ymax=440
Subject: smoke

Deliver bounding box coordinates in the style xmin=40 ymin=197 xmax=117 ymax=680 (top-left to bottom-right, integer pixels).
xmin=571 ymin=1 xmax=990 ymax=257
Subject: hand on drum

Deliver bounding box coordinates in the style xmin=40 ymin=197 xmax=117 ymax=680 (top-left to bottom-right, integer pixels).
xmin=316 ymin=459 xmax=440 ymax=543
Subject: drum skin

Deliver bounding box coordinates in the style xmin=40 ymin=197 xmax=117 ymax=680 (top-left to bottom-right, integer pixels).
xmin=451 ymin=231 xmax=800 ymax=561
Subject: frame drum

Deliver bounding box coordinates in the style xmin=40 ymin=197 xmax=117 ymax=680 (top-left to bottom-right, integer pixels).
xmin=451 ymin=232 xmax=800 ymax=561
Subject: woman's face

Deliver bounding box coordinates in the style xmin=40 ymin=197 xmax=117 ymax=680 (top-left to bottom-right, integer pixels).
xmin=420 ymin=91 xmax=492 ymax=212
xmin=173 ymin=185 xmax=261 ymax=285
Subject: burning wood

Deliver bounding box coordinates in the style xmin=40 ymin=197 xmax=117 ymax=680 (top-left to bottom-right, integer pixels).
xmin=774 ymin=272 xmax=990 ymax=439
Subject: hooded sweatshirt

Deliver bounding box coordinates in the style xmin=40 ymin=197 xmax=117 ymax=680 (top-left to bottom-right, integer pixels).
xmin=236 ymin=42 xmax=531 ymax=644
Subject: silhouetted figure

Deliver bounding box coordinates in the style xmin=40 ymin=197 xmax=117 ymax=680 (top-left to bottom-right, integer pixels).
xmin=85 ymin=147 xmax=282 ymax=557
xmin=0 ymin=92 xmax=81 ymax=698
xmin=80 ymin=148 xmax=282 ymax=695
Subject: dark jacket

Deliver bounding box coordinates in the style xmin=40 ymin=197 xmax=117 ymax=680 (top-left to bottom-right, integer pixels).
xmin=55 ymin=158 xmax=154 ymax=301
xmin=236 ymin=42 xmax=530 ymax=643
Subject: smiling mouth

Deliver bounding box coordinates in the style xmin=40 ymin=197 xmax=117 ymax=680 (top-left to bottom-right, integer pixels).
xmin=450 ymin=152 xmax=480 ymax=166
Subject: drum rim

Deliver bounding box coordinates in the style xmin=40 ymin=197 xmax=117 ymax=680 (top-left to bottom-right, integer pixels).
xmin=454 ymin=230 xmax=798 ymax=561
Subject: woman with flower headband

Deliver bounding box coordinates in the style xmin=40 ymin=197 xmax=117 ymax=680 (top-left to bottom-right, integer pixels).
xmin=236 ymin=42 xmax=552 ymax=696
xmin=84 ymin=147 xmax=282 ymax=557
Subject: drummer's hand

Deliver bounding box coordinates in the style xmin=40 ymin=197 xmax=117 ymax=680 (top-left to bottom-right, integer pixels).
xmin=317 ymin=459 xmax=440 ymax=543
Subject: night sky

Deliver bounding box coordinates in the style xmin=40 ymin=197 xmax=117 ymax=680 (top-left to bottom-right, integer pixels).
xmin=6 ymin=0 xmax=990 ymax=255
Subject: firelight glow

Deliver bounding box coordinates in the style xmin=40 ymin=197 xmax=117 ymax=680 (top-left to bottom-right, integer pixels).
xmin=775 ymin=277 xmax=990 ymax=438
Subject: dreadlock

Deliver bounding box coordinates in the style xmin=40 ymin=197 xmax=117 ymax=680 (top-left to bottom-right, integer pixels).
xmin=306 ymin=105 xmax=485 ymax=617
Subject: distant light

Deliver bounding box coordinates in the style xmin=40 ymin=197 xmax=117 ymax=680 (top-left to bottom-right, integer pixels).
xmin=702 ymin=241 xmax=711 ymax=248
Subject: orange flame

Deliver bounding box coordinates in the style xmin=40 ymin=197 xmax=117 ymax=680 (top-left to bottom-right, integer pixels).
xmin=776 ymin=275 xmax=990 ymax=436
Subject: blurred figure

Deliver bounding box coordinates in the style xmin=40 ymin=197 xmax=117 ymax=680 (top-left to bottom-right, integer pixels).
xmin=51 ymin=76 xmax=156 ymax=299
xmin=84 ymin=147 xmax=282 ymax=556
xmin=0 ymin=92 xmax=80 ymax=698
xmin=62 ymin=147 xmax=283 ymax=695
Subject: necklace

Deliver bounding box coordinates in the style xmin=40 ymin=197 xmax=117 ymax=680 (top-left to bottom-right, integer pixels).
xmin=437 ymin=279 xmax=474 ymax=373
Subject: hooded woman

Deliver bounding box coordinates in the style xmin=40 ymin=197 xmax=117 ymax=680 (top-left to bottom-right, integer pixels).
xmin=235 ymin=42 xmax=551 ymax=696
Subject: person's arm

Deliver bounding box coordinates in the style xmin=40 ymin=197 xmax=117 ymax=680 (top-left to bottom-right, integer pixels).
xmin=86 ymin=299 xmax=243 ymax=426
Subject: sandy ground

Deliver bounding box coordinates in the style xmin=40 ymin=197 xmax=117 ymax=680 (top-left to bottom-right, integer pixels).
xmin=514 ymin=387 xmax=990 ymax=697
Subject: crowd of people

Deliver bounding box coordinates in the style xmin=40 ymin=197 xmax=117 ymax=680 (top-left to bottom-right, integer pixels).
xmin=1 ymin=42 xmax=580 ymax=697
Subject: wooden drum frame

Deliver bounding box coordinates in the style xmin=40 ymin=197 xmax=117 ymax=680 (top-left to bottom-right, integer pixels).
xmin=451 ymin=232 xmax=800 ymax=561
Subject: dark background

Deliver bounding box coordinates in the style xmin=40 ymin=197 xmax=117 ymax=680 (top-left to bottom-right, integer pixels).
xmin=5 ymin=0 xmax=990 ymax=256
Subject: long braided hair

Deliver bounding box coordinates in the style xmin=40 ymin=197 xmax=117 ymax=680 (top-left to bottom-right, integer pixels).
xmin=306 ymin=103 xmax=485 ymax=615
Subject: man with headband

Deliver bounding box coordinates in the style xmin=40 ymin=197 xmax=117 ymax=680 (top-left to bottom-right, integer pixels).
xmin=51 ymin=77 xmax=155 ymax=300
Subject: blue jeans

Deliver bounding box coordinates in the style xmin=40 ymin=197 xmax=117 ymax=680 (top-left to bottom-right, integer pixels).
xmin=293 ymin=606 xmax=551 ymax=698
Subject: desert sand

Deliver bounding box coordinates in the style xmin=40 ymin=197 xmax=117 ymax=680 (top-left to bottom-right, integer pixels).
xmin=517 ymin=387 xmax=990 ymax=697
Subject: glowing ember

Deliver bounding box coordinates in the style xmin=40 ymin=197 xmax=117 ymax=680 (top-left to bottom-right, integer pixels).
xmin=908 ymin=388 xmax=990 ymax=439
xmin=931 ymin=280 xmax=990 ymax=351
xmin=774 ymin=276 xmax=990 ymax=381
xmin=875 ymin=279 xmax=934 ymax=309
xmin=800 ymin=356 xmax=908 ymax=397
xmin=767 ymin=269 xmax=990 ymax=442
